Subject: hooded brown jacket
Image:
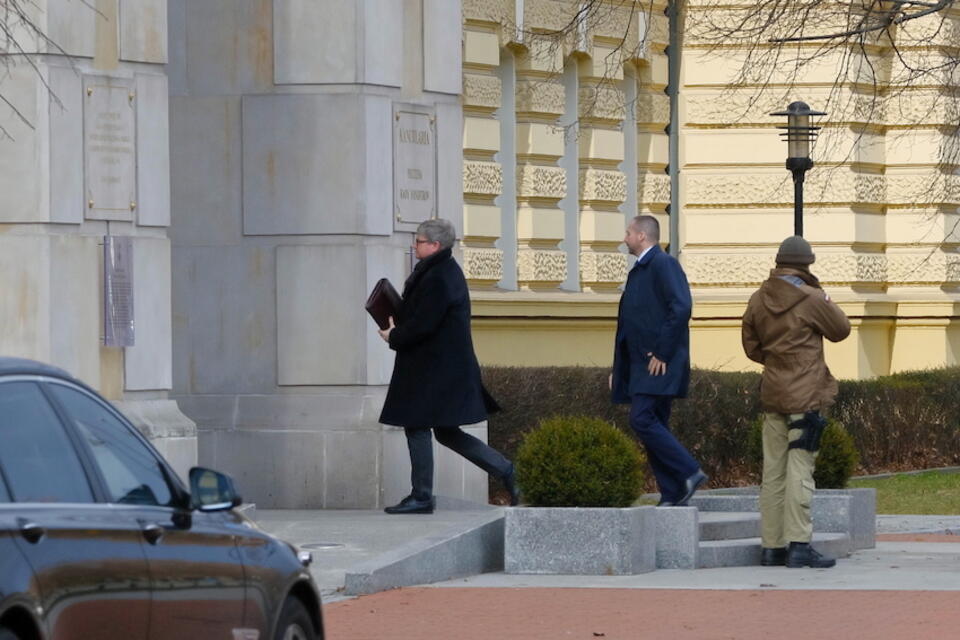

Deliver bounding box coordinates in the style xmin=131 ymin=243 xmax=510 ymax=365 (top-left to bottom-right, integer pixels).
xmin=742 ymin=266 xmax=851 ymax=414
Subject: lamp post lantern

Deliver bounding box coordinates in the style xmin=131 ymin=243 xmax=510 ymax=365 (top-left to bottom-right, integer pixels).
xmin=770 ymin=101 xmax=826 ymax=237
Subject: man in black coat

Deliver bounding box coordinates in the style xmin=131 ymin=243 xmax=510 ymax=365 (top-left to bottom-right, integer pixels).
xmin=611 ymin=215 xmax=707 ymax=506
xmin=378 ymin=218 xmax=518 ymax=514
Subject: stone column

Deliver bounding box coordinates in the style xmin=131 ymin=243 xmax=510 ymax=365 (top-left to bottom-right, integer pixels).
xmin=0 ymin=0 xmax=195 ymax=478
xmin=462 ymin=11 xmax=505 ymax=288
xmin=168 ymin=0 xmax=481 ymax=509
xmin=578 ymin=41 xmax=629 ymax=293
xmin=514 ymin=38 xmax=568 ymax=290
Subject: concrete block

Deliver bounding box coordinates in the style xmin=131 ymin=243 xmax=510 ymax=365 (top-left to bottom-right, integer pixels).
xmin=688 ymin=494 xmax=759 ymax=512
xmin=48 ymin=65 xmax=84 ymax=224
xmin=344 ymin=511 xmax=504 ymax=595
xmin=171 ymin=244 xmax=277 ymax=394
xmin=169 ymin=96 xmax=243 ymax=246
xmin=200 ymin=430 xmax=327 ymax=509
xmin=505 ymin=506 xmax=656 ymax=575
xmin=699 ymin=511 xmax=761 ymax=541
xmin=125 ymin=236 xmax=172 ymax=391
xmin=276 ymin=0 xmax=353 ymax=84
xmin=135 ymin=74 xmax=171 ymax=227
xmin=0 ymin=67 xmax=44 ymax=223
xmin=324 ymin=431 xmax=381 ymax=508
xmin=241 ymin=93 xmax=392 ymax=235
xmin=233 ymin=392 xmax=369 ymax=430
xmin=0 ymin=236 xmax=50 ymax=359
xmin=120 ymin=0 xmax=167 ymax=63
xmin=186 ymin=0 xmax=274 ymax=96
xmin=435 ymin=102 xmax=465 ymax=237
xmin=167 ymin=0 xmax=187 ymax=96
xmin=46 ymin=0 xmax=97 ymax=58
xmin=423 ymin=0 xmax=462 ymax=94
xmin=49 ymin=234 xmax=99 ymax=385
xmin=362 ymin=1 xmax=403 ymax=86
xmin=654 ymin=506 xmax=699 ymax=569
xmin=817 ymin=489 xmax=877 ymax=550
xmin=276 ymin=244 xmax=365 ymax=385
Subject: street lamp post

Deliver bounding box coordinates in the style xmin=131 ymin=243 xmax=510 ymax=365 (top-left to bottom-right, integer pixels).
xmin=770 ymin=102 xmax=826 ymax=237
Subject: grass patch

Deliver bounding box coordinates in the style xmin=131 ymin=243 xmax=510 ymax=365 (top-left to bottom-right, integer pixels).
xmin=849 ymin=469 xmax=960 ymax=515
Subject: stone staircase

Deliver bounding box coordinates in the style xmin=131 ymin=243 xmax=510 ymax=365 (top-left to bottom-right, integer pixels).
xmin=697 ymin=511 xmax=850 ymax=568
xmin=685 ymin=489 xmax=875 ymax=570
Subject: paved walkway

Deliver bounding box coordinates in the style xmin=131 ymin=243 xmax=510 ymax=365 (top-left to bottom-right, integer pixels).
xmin=325 ymin=534 xmax=960 ymax=639
xmin=256 ymin=509 xmax=960 ymax=638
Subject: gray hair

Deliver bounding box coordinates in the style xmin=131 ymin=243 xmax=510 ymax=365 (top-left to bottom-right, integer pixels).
xmin=416 ymin=218 xmax=456 ymax=250
xmin=630 ymin=215 xmax=660 ymax=243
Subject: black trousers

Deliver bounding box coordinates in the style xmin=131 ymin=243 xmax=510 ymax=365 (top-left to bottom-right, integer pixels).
xmin=404 ymin=426 xmax=512 ymax=501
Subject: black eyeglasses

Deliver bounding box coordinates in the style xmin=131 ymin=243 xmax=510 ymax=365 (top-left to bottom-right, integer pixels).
xmin=414 ymin=238 xmax=436 ymax=245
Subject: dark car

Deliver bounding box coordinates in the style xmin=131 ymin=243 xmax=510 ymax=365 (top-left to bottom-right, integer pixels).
xmin=0 ymin=358 xmax=323 ymax=640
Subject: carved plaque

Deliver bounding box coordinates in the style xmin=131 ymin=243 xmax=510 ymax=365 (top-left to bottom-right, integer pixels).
xmin=103 ymin=235 xmax=135 ymax=347
xmin=84 ymin=76 xmax=137 ymax=221
xmin=393 ymin=104 xmax=437 ymax=232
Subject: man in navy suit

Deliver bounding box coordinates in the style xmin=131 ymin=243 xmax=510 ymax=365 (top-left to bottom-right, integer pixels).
xmin=611 ymin=215 xmax=707 ymax=506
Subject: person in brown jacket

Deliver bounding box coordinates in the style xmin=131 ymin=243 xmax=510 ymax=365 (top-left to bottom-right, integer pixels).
xmin=742 ymin=236 xmax=851 ymax=568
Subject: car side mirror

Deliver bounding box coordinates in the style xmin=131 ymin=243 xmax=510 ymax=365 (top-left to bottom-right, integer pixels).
xmin=188 ymin=467 xmax=242 ymax=512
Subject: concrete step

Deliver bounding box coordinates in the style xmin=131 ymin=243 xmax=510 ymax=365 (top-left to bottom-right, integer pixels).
xmin=699 ymin=511 xmax=761 ymax=541
xmin=698 ymin=532 xmax=850 ymax=569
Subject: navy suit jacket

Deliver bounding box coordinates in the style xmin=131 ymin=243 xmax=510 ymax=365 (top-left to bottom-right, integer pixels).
xmin=611 ymin=245 xmax=692 ymax=403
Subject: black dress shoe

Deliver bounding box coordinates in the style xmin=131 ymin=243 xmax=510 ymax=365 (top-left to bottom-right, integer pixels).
xmin=786 ymin=542 xmax=836 ymax=568
xmin=677 ymin=470 xmax=708 ymax=506
xmin=384 ymin=495 xmax=435 ymax=514
xmin=503 ymin=464 xmax=521 ymax=506
xmin=761 ymin=547 xmax=787 ymax=566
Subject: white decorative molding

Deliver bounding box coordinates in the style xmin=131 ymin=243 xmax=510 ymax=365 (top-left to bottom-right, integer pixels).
xmin=580 ymin=168 xmax=627 ymax=202
xmin=685 ymin=172 xmax=886 ymax=207
xmin=516 ymin=79 xmax=566 ymax=116
xmin=518 ymin=247 xmax=567 ymax=282
xmin=580 ymin=250 xmax=629 ymax=283
xmin=463 ymin=73 xmax=502 ymax=109
xmin=463 ymin=246 xmax=504 ymax=281
xmin=638 ymin=172 xmax=671 ymax=205
xmin=464 ymin=160 xmax=503 ymax=196
xmin=517 ymin=164 xmax=567 ymax=199
xmin=684 ymin=252 xmax=889 ymax=286
xmin=579 ymin=85 xmax=626 ymax=121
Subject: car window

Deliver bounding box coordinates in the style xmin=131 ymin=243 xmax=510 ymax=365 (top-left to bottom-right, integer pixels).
xmin=48 ymin=384 xmax=173 ymax=507
xmin=0 ymin=381 xmax=95 ymax=503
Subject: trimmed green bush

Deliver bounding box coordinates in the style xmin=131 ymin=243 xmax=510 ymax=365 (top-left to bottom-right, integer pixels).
xmin=745 ymin=416 xmax=860 ymax=489
xmin=813 ymin=422 xmax=860 ymax=488
xmin=515 ymin=415 xmax=645 ymax=507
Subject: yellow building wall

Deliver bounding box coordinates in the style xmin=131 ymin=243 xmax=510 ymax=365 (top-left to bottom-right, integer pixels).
xmin=461 ymin=0 xmax=960 ymax=379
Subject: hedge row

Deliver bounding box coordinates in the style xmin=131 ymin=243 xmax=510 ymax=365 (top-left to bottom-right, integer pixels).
xmin=482 ymin=366 xmax=960 ymax=493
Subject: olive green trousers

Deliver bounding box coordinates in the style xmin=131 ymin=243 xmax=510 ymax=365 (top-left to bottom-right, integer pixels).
xmin=759 ymin=412 xmax=818 ymax=548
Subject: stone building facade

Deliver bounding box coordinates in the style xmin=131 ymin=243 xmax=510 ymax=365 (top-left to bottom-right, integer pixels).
xmin=462 ymin=0 xmax=960 ymax=379
xmin=1 ymin=0 xmax=957 ymax=509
